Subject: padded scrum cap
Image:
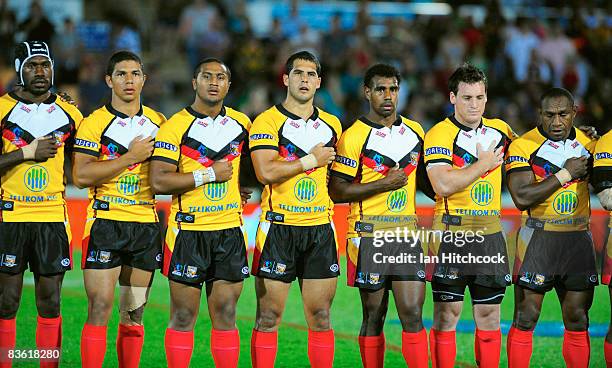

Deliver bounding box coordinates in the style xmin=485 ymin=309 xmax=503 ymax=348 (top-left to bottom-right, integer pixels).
xmin=14 ymin=41 xmax=54 ymax=86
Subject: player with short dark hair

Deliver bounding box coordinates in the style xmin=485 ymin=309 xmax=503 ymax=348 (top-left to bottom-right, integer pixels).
xmin=506 ymin=88 xmax=598 ymax=367
xmin=249 ymin=51 xmax=342 ymax=368
xmin=424 ymin=63 xmax=516 ymax=368
xmin=0 ymin=41 xmax=83 ymax=368
xmin=150 ymin=58 xmax=251 ymax=368
xmin=329 ymin=63 xmax=433 ymax=368
xmin=74 ymin=50 xmax=165 ymax=368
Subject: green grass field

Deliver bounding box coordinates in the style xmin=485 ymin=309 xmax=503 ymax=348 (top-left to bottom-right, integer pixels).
xmin=11 ymin=253 xmax=609 ymax=367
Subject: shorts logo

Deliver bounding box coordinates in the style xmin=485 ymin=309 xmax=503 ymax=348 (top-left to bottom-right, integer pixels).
xmin=260 ymin=260 xmax=273 ymax=273
xmin=387 ymin=188 xmax=407 ymax=212
xmin=98 ymin=251 xmax=111 ymax=263
xmin=505 ymin=274 xmax=512 ymax=283
xmin=534 ymin=274 xmax=545 ymax=286
xmin=155 ymin=254 xmax=162 ymax=262
xmin=329 ymin=263 xmax=339 ymax=272
xmin=553 ymin=190 xmax=578 ymax=215
xmin=440 ymin=294 xmax=454 ymax=301
xmin=61 ymin=258 xmax=70 ymax=267
xmin=368 ymin=273 xmax=380 ymax=285
xmin=448 ymin=268 xmax=459 ymax=280
xmin=520 ymin=272 xmax=531 ymax=283
xmin=241 ymin=266 xmax=250 ymax=275
xmin=117 ymin=173 xmax=140 ymax=196
xmin=3 ymin=254 xmax=16 ymax=267
xmin=417 ymin=270 xmax=426 ymax=279
xmin=24 ymin=165 xmax=49 ymax=192
xmin=294 ymin=177 xmax=317 ymax=203
xmin=229 ymin=141 xmax=240 ymax=156
xmin=87 ymin=251 xmax=96 ymax=262
xmin=589 ymin=274 xmax=598 ymax=283
xmin=274 ymin=263 xmax=286 ymax=275
xmin=470 ymin=181 xmax=493 ymax=206
xmin=172 ymin=264 xmax=183 ymax=276
xmin=186 ymin=266 xmax=198 ymax=278
xmin=204 ymin=182 xmax=228 ymax=201
xmin=356 ymin=272 xmax=365 ymax=284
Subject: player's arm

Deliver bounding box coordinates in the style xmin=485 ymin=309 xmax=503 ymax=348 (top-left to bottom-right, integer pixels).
xmin=507 ymin=157 xmax=588 ymax=211
xmin=427 ymin=142 xmax=503 ymax=197
xmin=72 ymin=136 xmax=154 ymax=188
xmin=0 ymin=136 xmax=57 ymax=174
xmin=149 ymin=159 xmax=232 ymax=195
xmin=416 ymin=151 xmax=436 ymax=200
xmin=251 ymin=143 xmax=334 ymax=185
xmin=329 ymin=168 xmax=407 ymax=203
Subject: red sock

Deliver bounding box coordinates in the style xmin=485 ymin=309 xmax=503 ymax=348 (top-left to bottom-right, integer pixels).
xmin=474 ymin=329 xmax=501 ymax=368
xmin=164 ymin=328 xmax=193 ymax=368
xmin=250 ymin=329 xmax=277 ymax=368
xmin=358 ymin=333 xmax=385 ymax=368
xmin=604 ymin=340 xmax=612 ymax=368
xmin=117 ymin=324 xmax=144 ymax=368
xmin=0 ymin=318 xmax=16 ymax=368
xmin=562 ymin=330 xmax=590 ymax=368
xmin=308 ymin=329 xmax=334 ymax=368
xmin=506 ymin=327 xmax=533 ymax=368
xmin=211 ymin=329 xmax=240 ymax=368
xmin=36 ymin=316 xmax=62 ymax=368
xmin=402 ymin=329 xmax=428 ymax=368
xmin=81 ymin=324 xmax=107 ymax=368
xmin=429 ymin=329 xmax=455 ymax=368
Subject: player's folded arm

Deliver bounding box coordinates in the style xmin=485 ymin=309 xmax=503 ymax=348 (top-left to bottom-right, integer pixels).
xmin=506 ymin=168 xmax=561 ymax=211
xmin=426 ymin=162 xmax=486 ymax=198
xmin=148 ymin=157 xmax=194 ymax=195
xmin=72 ymin=150 xmax=136 ymax=188
xmin=250 ymin=148 xmax=304 ymax=185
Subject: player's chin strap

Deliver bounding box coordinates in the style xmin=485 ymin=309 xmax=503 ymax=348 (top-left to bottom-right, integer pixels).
xmin=119 ymin=285 xmax=149 ymax=325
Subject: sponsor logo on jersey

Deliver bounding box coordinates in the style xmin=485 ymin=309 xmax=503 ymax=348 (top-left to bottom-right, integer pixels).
xmin=470 ymin=181 xmax=494 ymax=206
xmin=154 ymin=141 xmax=177 ymax=151
xmin=387 ymin=188 xmax=407 ymax=212
xmin=24 ymin=165 xmax=49 ymax=192
xmin=294 ymin=177 xmax=317 ymax=203
xmin=553 ymin=190 xmax=578 ymax=215
xmin=335 ymin=155 xmax=357 ymax=168
xmin=229 ymin=141 xmax=240 ymax=156
xmin=506 ymin=155 xmax=528 ymax=163
xmin=117 ymin=173 xmax=140 ymax=196
xmin=204 ymin=182 xmax=228 ymax=201
xmin=250 ymin=133 xmax=274 ymax=141
xmin=425 ymin=147 xmax=451 ymax=156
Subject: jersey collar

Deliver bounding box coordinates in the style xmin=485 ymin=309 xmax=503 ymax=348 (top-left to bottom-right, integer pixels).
xmin=276 ymin=103 xmax=319 ymax=122
xmin=360 ymin=115 xmax=402 ymax=129
xmin=448 ymin=114 xmax=482 ymax=131
xmin=186 ymin=105 xmax=226 ymax=119
xmin=537 ymin=125 xmax=576 ymax=142
xmin=9 ymin=91 xmax=57 ymax=105
xmin=105 ymin=103 xmax=143 ymax=119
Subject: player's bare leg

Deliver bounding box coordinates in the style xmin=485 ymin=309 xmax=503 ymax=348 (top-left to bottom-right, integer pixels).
xmin=34 ymin=273 xmax=65 ymax=368
xmin=0 ymin=272 xmax=24 ymax=367
xmin=165 ymin=280 xmax=202 ymax=368
xmin=300 ymin=278 xmax=337 ymax=368
xmin=507 ymin=285 xmax=545 ymax=368
xmin=358 ymin=287 xmax=388 ymax=368
xmin=251 ymin=277 xmax=291 ymax=368
xmin=557 ymin=288 xmax=593 ymax=368
xmin=393 ymin=281 xmax=427 ymax=368
xmin=206 ymin=280 xmax=243 ymax=368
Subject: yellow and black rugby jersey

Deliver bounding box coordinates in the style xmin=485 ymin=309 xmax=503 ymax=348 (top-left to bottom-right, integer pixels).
xmin=249 ymin=104 xmax=342 ymax=226
xmin=424 ymin=116 xmax=516 ymax=220
xmin=152 ymin=106 xmax=250 ymax=231
xmin=0 ymin=92 xmax=82 ymax=222
xmin=331 ymin=116 xmax=425 ymax=238
xmin=74 ymin=104 xmax=166 ymax=223
xmin=506 ymin=126 xmax=596 ymax=231
xmin=593 ymin=130 xmax=612 ymax=196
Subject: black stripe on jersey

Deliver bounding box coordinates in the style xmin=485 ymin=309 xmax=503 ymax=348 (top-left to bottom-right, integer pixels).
xmin=427 ymin=158 xmax=452 ymax=165
xmin=73 ymin=147 xmax=99 ymax=157
xmin=506 ymin=166 xmax=533 ymax=176
xmin=276 ymin=104 xmax=318 ymax=122
xmin=100 ymin=136 xmax=128 ymax=156
xmin=151 ymin=156 xmax=179 ymax=166
xmin=2 ymin=120 xmax=36 ymax=144
xmin=329 ymin=169 xmax=354 ymax=182
xmin=250 ymin=145 xmax=279 ymax=152
xmin=531 ymin=155 xmax=561 ymax=178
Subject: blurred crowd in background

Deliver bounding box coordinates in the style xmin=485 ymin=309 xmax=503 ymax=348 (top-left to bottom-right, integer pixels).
xmin=0 ymin=0 xmax=610 ymax=135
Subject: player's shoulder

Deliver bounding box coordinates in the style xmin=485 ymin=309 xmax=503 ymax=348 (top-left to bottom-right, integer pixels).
xmin=142 ymin=105 xmax=166 ymax=125
xmin=574 ymin=127 xmax=596 ymax=147
xmin=400 ymin=115 xmax=425 ymax=138
xmin=425 ymin=118 xmax=457 ymax=139
xmin=482 ymin=117 xmax=515 ymax=137
xmin=225 ymin=106 xmax=251 ymax=128
xmin=342 ymin=118 xmax=370 ymax=140
xmin=80 ymin=105 xmax=111 ymax=126
xmin=0 ymin=92 xmax=17 ymax=116
xmin=317 ymin=107 xmax=342 ymax=132
xmin=509 ymin=127 xmax=543 ymax=151
xmin=596 ymin=130 xmax=612 ymax=151
xmin=55 ymin=95 xmax=83 ymax=121
xmin=165 ymin=107 xmax=194 ymax=125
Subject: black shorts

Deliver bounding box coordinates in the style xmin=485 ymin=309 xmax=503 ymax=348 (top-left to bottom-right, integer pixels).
xmin=82 ymin=218 xmax=162 ymax=271
xmin=162 ymin=226 xmax=249 ymax=287
xmin=252 ymin=222 xmax=339 ymax=282
xmin=0 ymin=222 xmax=72 ymax=275
xmin=431 ymin=231 xmax=511 ymax=289
xmin=346 ymin=237 xmax=426 ymax=290
xmin=432 ymin=281 xmax=506 ymax=304
xmin=515 ymin=228 xmax=597 ymax=293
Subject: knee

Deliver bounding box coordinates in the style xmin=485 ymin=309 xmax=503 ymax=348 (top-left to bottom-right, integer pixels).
xmin=308 ymin=308 xmax=331 ymax=331
xmin=0 ymin=292 xmax=21 ymax=319
xmin=435 ymin=308 xmax=460 ymax=330
xmin=119 ymin=286 xmax=149 ymax=325
xmin=397 ymin=304 xmax=423 ymax=331
xmin=170 ymin=307 xmax=197 ymax=331
xmin=256 ymin=308 xmax=283 ymax=332
xmin=214 ymin=302 xmax=237 ymax=326
xmin=515 ymin=304 xmax=541 ymax=331
xmin=36 ymin=293 xmax=61 ymax=318
xmin=563 ymin=307 xmax=589 ymax=331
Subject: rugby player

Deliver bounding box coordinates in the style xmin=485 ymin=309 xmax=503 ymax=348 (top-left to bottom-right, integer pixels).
xmin=150 ymin=58 xmax=250 ymax=368
xmin=0 ymin=41 xmax=82 ymax=368
xmin=329 ymin=63 xmax=433 ymax=368
xmin=74 ymin=51 xmax=164 ymax=368
xmin=248 ymin=51 xmax=341 ymax=368
xmin=424 ymin=63 xmax=516 ymax=368
xmin=506 ymin=88 xmax=597 ymax=368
